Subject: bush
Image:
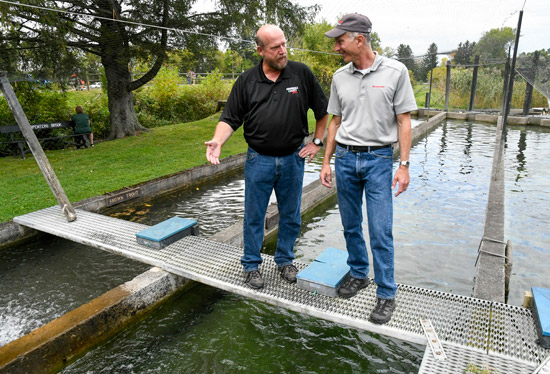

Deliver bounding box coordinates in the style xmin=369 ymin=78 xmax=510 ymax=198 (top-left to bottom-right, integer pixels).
xmin=134 ymin=68 xmax=232 ymax=125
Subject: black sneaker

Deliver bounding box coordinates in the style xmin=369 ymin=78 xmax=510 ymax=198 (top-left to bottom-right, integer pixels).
xmin=338 ymin=276 xmax=370 ymax=298
xmin=369 ymin=298 xmax=396 ymax=324
xmin=244 ymin=270 xmax=264 ymax=289
xmin=279 ymin=264 xmax=298 ymax=283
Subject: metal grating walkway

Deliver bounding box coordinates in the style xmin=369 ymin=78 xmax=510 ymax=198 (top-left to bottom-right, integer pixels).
xmin=14 ymin=207 xmax=549 ymax=372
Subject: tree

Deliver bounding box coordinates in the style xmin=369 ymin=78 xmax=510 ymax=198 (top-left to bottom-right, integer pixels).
xmin=473 ymin=27 xmax=515 ymax=63
xmin=454 ymin=40 xmax=476 ymax=65
xmin=290 ymin=20 xmax=342 ymax=93
xmin=418 ymin=42 xmax=438 ymax=82
xmin=396 ymin=44 xmax=416 ymax=74
xmin=370 ymin=32 xmax=382 ymax=52
xmin=1 ymin=0 xmax=317 ymax=139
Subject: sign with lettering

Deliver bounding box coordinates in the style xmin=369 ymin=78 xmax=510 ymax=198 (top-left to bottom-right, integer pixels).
xmin=106 ymin=188 xmax=141 ymax=207
xmin=30 ymin=121 xmax=71 ymax=130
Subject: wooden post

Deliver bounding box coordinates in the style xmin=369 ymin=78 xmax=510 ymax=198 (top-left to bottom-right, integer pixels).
xmin=469 ymin=55 xmax=480 ymax=111
xmin=0 ymin=72 xmax=77 ymax=222
xmin=444 ymin=60 xmax=451 ymax=112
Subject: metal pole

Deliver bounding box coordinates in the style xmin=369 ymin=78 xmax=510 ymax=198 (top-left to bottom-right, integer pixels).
xmin=427 ymin=68 xmax=433 ymax=120
xmin=469 ymin=55 xmax=480 ymax=111
xmin=444 ymin=60 xmax=451 ymax=112
xmin=0 ymin=72 xmax=77 ymax=222
xmin=503 ymin=10 xmax=524 ymax=133
xmin=501 ymin=50 xmax=511 ymax=114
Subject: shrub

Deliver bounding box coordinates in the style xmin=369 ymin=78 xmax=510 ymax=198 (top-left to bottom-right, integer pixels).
xmin=134 ymin=68 xmax=233 ymax=125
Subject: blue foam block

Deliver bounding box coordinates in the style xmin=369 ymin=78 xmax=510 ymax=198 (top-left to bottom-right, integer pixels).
xmin=532 ymin=287 xmax=550 ymax=347
xmin=136 ymin=217 xmax=198 ymax=249
xmin=296 ymin=247 xmax=349 ymax=297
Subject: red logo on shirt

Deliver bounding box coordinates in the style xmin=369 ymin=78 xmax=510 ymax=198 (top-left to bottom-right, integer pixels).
xmin=286 ymin=86 xmax=299 ymax=94
xmin=372 ymin=85 xmax=385 ymax=88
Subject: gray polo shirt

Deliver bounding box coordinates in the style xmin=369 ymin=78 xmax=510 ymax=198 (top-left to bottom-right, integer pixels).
xmin=328 ymin=53 xmax=417 ymax=146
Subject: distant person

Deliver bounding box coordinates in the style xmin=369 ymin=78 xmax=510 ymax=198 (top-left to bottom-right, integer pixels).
xmin=205 ymin=24 xmax=328 ymax=289
xmin=321 ymin=13 xmax=417 ymax=324
xmin=71 ymin=105 xmax=94 ymax=147
xmin=187 ymin=70 xmax=192 ymax=85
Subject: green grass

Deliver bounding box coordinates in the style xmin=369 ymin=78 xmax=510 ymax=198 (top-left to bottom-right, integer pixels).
xmin=0 ymin=111 xmax=320 ymax=223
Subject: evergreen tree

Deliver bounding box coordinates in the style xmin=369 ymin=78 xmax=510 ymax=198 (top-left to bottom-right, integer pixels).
xmin=454 ymin=41 xmax=476 ymax=65
xmin=418 ymin=43 xmax=438 ymax=82
xmin=396 ymin=44 xmax=416 ymax=74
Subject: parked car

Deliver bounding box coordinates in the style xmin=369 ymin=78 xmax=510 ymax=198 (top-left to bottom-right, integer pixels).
xmin=89 ymin=82 xmax=102 ymax=88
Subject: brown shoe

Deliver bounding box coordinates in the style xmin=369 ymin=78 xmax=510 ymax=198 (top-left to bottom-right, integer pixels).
xmin=244 ymin=270 xmax=264 ymax=289
xmin=369 ymin=298 xmax=396 ymax=324
xmin=338 ymin=276 xmax=370 ymax=298
xmin=279 ymin=264 xmax=298 ymax=283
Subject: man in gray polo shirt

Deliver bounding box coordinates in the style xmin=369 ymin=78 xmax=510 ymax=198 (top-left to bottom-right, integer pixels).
xmin=320 ymin=13 xmax=417 ymax=324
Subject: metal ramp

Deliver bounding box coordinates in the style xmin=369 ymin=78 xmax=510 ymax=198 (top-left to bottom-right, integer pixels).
xmin=14 ymin=206 xmax=549 ymax=373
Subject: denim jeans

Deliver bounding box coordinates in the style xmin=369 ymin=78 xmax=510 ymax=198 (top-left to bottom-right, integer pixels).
xmin=242 ymin=147 xmax=304 ymax=272
xmin=334 ymin=145 xmax=397 ymax=299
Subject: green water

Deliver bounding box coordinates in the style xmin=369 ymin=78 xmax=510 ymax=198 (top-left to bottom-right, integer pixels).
xmin=64 ymin=284 xmax=422 ymax=373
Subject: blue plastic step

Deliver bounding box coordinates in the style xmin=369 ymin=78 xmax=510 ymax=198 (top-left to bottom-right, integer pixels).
xmin=136 ymin=216 xmax=199 ymax=249
xmin=532 ymin=286 xmax=550 ymax=348
xmin=296 ymin=247 xmax=350 ymax=297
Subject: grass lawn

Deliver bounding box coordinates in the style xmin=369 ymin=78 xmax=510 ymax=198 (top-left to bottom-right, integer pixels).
xmin=0 ymin=111 xmax=320 ymax=223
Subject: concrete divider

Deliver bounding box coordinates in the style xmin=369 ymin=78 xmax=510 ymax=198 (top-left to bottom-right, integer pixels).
xmin=473 ymin=116 xmax=507 ymax=303
xmin=0 ymin=268 xmax=192 ymax=373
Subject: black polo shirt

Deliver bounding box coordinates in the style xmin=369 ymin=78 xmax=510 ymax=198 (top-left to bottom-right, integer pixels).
xmin=220 ymin=60 xmax=328 ymax=156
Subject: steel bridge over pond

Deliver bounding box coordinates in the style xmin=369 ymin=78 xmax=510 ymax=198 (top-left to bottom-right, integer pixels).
xmin=14 ymin=207 xmax=550 ymax=373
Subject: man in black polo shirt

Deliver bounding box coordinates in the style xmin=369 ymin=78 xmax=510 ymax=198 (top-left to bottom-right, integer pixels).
xmin=205 ymin=24 xmax=328 ymax=289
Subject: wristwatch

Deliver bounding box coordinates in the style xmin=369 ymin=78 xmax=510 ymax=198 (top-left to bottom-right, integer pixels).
xmin=313 ymin=138 xmax=323 ymax=146
xmin=399 ymin=160 xmax=410 ymax=168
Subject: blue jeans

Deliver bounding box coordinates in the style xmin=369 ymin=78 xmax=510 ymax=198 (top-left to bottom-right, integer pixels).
xmin=242 ymin=147 xmax=305 ymax=272
xmin=334 ymin=145 xmax=397 ymax=299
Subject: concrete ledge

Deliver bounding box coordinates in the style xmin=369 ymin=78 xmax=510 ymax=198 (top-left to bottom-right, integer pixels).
xmin=416 ymin=108 xmax=443 ymax=117
xmin=475 ymin=113 xmax=499 ymax=123
xmin=447 ymin=112 xmax=468 ymax=120
xmin=409 ymin=112 xmax=447 ymax=147
xmin=0 ymin=268 xmax=191 ymax=374
xmin=506 ymin=116 xmax=529 ymax=125
xmin=473 ymin=116 xmax=506 ymax=303
xmin=541 ymin=119 xmax=550 ymax=127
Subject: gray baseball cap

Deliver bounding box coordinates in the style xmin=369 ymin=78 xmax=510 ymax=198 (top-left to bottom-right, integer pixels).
xmin=324 ymin=13 xmax=372 ymax=38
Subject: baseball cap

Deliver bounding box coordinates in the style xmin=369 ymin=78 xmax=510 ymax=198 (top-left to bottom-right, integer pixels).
xmin=324 ymin=13 xmax=372 ymax=38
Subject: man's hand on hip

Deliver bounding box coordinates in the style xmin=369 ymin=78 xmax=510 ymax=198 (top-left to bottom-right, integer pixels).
xmin=299 ymin=143 xmax=321 ymax=163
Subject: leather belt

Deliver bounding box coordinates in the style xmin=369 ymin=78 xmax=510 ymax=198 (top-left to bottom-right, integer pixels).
xmin=337 ymin=142 xmax=391 ymax=152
